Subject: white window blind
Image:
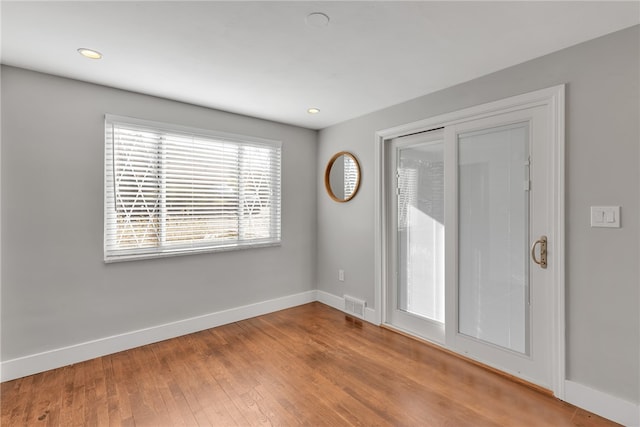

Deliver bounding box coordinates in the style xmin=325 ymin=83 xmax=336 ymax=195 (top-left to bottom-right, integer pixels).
xmin=104 ymin=115 xmax=281 ymax=262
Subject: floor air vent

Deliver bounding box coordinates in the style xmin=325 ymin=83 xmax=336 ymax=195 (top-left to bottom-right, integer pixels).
xmin=344 ymin=295 xmax=366 ymax=319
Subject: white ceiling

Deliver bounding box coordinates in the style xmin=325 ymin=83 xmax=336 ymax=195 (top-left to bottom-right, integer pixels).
xmin=2 ymin=1 xmax=639 ymax=130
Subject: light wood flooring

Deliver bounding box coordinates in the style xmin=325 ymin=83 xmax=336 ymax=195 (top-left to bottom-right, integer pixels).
xmin=1 ymin=302 xmax=618 ymax=426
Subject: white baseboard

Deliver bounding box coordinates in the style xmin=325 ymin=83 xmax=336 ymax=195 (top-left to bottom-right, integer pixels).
xmin=315 ymin=290 xmax=377 ymax=324
xmin=564 ymin=380 xmax=639 ymax=426
xmin=1 ymin=290 xmax=316 ymax=382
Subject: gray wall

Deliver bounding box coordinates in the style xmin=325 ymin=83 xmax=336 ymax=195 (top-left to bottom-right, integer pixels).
xmin=1 ymin=66 xmax=317 ymax=360
xmin=317 ymin=26 xmax=639 ymax=403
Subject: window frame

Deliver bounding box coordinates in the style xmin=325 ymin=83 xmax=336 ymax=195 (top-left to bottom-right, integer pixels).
xmin=104 ymin=114 xmax=282 ymax=263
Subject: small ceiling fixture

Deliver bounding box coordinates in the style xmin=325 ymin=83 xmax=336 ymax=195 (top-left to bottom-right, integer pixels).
xmin=77 ymin=48 xmax=102 ymax=60
xmin=307 ymin=108 xmax=321 ymax=114
xmin=305 ymin=12 xmax=330 ymax=28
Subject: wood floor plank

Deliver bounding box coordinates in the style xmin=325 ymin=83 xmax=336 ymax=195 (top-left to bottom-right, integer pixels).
xmin=236 ymin=317 xmax=385 ymax=425
xmin=1 ymin=302 xmax=621 ymax=426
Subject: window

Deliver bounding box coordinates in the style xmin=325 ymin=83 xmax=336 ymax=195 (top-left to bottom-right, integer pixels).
xmin=104 ymin=115 xmax=281 ymax=262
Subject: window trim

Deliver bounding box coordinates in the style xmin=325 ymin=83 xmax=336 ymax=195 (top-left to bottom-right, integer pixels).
xmin=104 ymin=114 xmax=282 ymax=263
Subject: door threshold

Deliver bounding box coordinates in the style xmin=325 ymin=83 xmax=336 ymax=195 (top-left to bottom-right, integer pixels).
xmin=380 ymin=323 xmax=553 ymax=397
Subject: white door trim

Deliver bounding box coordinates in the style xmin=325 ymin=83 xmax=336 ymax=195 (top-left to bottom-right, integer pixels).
xmin=374 ymin=85 xmax=565 ymax=398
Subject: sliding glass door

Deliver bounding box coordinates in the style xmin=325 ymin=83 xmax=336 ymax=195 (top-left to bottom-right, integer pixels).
xmin=388 ymin=130 xmax=445 ymax=343
xmin=385 ymin=100 xmax=556 ymax=390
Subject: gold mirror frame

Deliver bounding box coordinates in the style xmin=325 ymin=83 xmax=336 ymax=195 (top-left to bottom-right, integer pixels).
xmin=324 ymin=151 xmax=361 ymax=203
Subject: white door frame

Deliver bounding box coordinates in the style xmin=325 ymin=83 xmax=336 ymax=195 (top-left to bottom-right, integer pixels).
xmin=373 ymin=85 xmax=565 ymax=398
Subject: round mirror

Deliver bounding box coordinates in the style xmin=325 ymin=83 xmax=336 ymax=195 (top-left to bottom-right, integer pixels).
xmin=324 ymin=151 xmax=361 ymax=202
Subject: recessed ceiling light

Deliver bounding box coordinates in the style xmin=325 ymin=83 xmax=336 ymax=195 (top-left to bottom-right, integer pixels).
xmin=77 ymin=48 xmax=102 ymax=60
xmin=307 ymin=108 xmax=321 ymax=114
xmin=305 ymin=12 xmax=330 ymax=28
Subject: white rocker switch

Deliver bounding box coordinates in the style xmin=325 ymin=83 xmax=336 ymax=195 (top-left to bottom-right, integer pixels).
xmin=591 ymin=206 xmax=620 ymax=228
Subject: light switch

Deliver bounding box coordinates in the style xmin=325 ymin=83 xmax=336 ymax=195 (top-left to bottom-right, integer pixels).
xmin=591 ymin=208 xmax=604 ymax=224
xmin=591 ymin=206 xmax=620 ymax=228
xmin=605 ymin=210 xmax=615 ymax=223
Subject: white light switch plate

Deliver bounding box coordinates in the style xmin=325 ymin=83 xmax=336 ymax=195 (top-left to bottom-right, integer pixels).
xmin=590 ymin=206 xmax=620 ymax=228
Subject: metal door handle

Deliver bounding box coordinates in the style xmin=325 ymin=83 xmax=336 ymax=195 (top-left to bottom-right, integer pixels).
xmin=531 ymin=235 xmax=547 ymax=269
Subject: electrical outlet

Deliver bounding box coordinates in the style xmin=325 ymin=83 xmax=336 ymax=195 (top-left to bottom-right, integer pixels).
xmin=338 ymin=269 xmax=345 ymax=282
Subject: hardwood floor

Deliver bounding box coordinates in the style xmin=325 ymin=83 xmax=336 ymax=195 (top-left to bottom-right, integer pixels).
xmin=1 ymin=302 xmax=618 ymax=426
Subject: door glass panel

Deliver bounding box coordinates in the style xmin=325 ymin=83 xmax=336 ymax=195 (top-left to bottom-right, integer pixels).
xmin=458 ymin=123 xmax=529 ymax=354
xmin=397 ymin=141 xmax=445 ymax=323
